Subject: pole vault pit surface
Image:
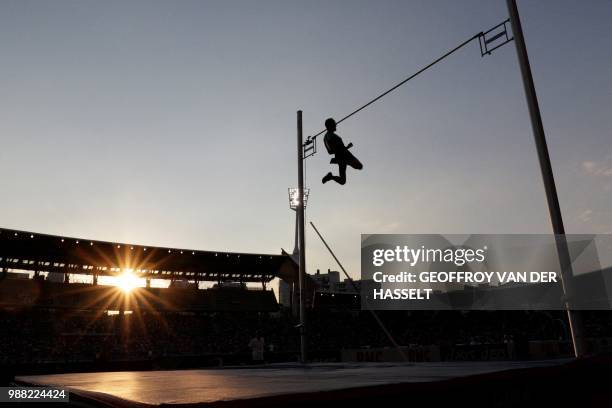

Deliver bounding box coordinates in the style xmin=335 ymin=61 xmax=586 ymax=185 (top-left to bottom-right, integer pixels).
xmin=16 ymin=358 xmax=609 ymax=407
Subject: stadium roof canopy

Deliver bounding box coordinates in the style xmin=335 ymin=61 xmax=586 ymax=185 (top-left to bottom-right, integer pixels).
xmin=0 ymin=228 xmax=297 ymax=283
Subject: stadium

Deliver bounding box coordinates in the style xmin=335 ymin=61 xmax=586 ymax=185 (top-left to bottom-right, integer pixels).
xmin=2 ymin=226 xmax=612 ymax=406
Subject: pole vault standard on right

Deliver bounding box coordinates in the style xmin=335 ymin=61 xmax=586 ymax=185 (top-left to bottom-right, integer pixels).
xmin=506 ymin=0 xmax=584 ymax=358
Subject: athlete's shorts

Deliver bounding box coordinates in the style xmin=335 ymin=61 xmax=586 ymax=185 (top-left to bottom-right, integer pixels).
xmin=336 ymin=150 xmax=363 ymax=170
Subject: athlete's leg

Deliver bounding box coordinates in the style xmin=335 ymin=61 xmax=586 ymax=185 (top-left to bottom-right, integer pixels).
xmin=345 ymin=151 xmax=363 ymax=170
xmin=332 ymin=162 xmax=347 ymax=185
xmin=322 ymin=155 xmax=348 ymax=185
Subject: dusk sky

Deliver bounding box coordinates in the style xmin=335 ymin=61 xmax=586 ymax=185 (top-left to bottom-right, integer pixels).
xmin=1 ymin=0 xmax=611 ymax=280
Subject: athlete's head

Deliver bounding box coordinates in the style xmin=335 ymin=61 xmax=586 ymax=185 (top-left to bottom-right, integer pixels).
xmin=325 ymin=118 xmax=336 ymax=132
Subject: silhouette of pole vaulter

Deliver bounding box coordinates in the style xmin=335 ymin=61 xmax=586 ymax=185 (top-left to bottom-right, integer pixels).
xmin=321 ymin=118 xmax=363 ymax=185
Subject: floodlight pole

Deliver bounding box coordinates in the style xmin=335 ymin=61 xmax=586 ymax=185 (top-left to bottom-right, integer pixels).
xmin=296 ymin=110 xmax=307 ymax=363
xmin=507 ymin=0 xmax=584 ymax=357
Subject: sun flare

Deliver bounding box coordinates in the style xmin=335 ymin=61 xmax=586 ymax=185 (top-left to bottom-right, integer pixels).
xmin=117 ymin=269 xmax=139 ymax=293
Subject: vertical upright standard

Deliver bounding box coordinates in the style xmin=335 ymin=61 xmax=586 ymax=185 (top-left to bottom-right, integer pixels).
xmin=507 ymin=0 xmax=584 ymax=357
xmin=296 ymin=110 xmax=307 ymax=363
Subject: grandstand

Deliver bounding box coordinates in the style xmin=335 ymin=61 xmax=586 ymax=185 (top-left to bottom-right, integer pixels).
xmin=0 ymin=227 xmax=308 ymax=375
xmin=0 ymin=227 xmax=298 ymax=312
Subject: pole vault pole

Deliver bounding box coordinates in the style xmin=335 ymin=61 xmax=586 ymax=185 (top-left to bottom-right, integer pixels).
xmin=310 ymin=222 xmax=409 ymax=362
xmin=296 ymin=110 xmax=307 ymax=363
xmin=507 ymin=0 xmax=584 ymax=357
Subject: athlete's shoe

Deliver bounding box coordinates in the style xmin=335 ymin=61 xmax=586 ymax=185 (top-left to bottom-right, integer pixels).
xmin=322 ymin=172 xmax=334 ymax=184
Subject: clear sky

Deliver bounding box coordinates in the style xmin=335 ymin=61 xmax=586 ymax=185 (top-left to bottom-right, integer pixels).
xmin=1 ymin=0 xmax=611 ymax=279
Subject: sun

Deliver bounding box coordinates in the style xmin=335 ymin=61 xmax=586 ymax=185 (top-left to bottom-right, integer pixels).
xmin=117 ymin=269 xmax=139 ymax=293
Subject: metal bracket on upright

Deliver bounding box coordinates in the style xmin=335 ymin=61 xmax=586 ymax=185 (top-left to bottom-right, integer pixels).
xmin=479 ymin=19 xmax=514 ymax=57
xmin=303 ymin=136 xmax=316 ymax=159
